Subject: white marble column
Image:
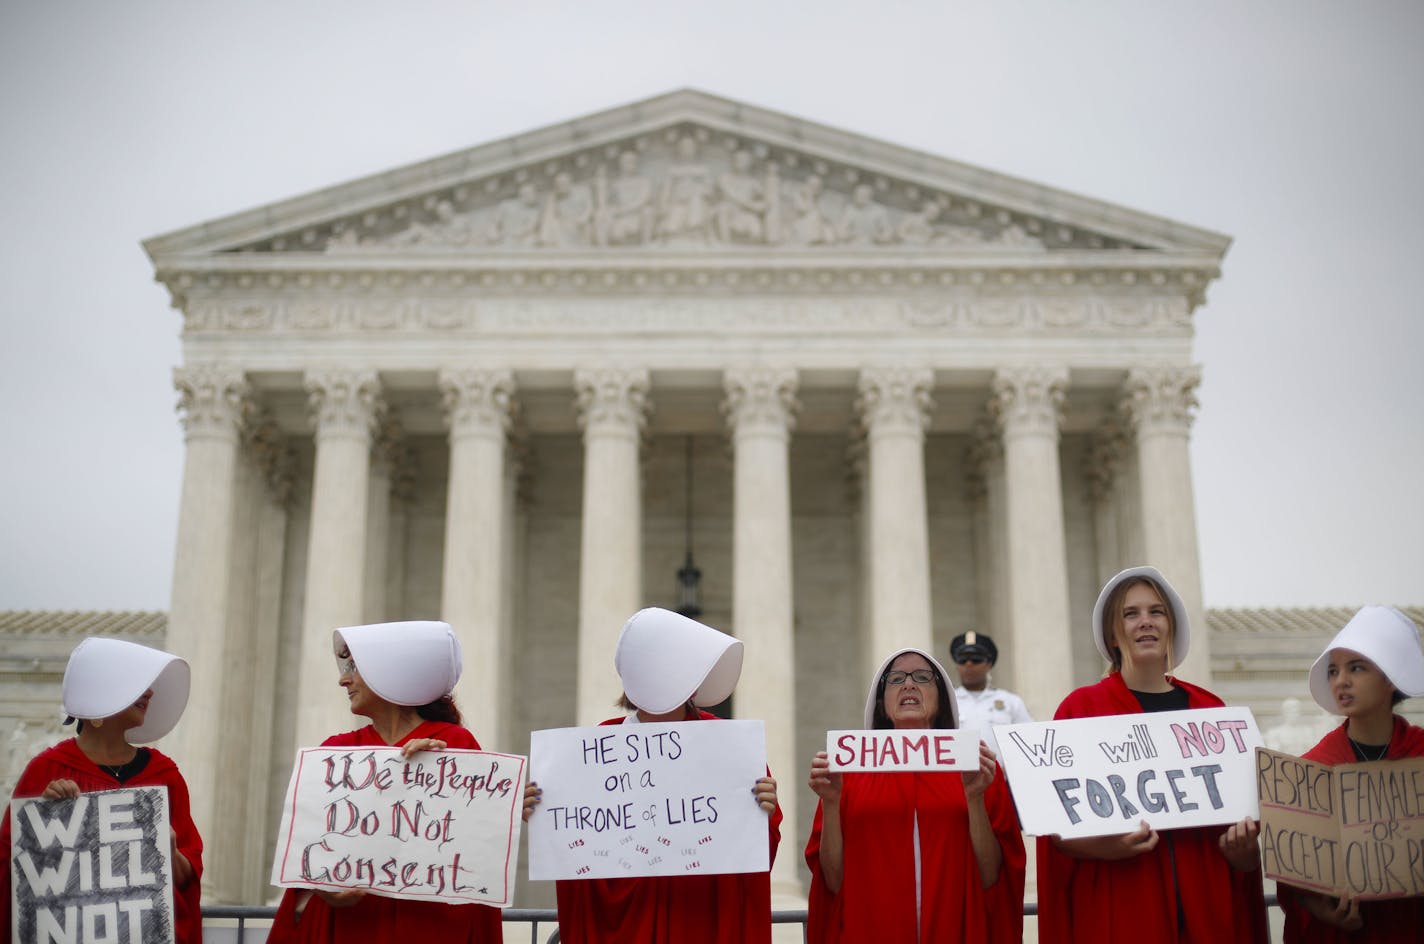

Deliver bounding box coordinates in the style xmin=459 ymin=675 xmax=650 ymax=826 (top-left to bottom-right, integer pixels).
xmin=439 ymin=368 xmax=516 ymax=741
xmin=992 ymin=366 xmax=1074 ymax=721
xmin=856 ymin=367 xmax=935 ymax=663
xmin=1122 ymin=365 xmax=1210 ymax=683
xmin=167 ymin=363 xmax=248 ymax=901
xmin=295 ymin=369 xmax=383 ymax=750
xmin=966 ymin=418 xmax=1013 ymax=684
xmin=723 ymin=367 xmax=800 ymax=903
xmin=574 ymin=368 xmax=649 ymax=724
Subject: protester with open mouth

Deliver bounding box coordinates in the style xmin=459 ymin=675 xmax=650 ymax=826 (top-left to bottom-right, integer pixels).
xmin=0 ymin=637 xmax=203 ymax=943
xmin=1036 ymin=566 xmax=1268 ymax=943
xmin=1278 ymin=605 xmax=1424 ymax=942
xmin=267 ymin=620 xmax=500 ymax=943
xmin=805 ymin=646 xmax=1025 ymax=943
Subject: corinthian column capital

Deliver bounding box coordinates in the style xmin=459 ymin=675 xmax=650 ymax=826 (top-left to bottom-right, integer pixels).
xmin=439 ymin=368 xmax=516 ymax=441
xmin=574 ymin=368 xmax=650 ymax=438
xmin=991 ymin=365 xmax=1068 ymax=438
xmin=723 ymin=367 xmax=799 ymax=438
xmin=1121 ymin=365 xmax=1201 ymax=436
xmin=174 ymin=364 xmax=249 ymax=442
xmin=304 ymin=369 xmax=383 ymax=442
xmin=856 ymin=366 xmax=934 ymax=438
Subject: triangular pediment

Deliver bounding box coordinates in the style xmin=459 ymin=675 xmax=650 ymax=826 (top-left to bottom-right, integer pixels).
xmin=144 ymin=89 xmax=1229 ymax=263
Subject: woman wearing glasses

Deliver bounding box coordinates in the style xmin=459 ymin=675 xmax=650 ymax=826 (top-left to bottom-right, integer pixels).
xmin=805 ymin=647 xmax=1025 ymax=943
xmin=1036 ymin=566 xmax=1268 ymax=944
xmin=267 ymin=620 xmax=501 ymax=944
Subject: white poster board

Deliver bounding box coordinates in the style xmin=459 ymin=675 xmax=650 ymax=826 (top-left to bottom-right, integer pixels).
xmin=271 ymin=747 xmax=526 ymax=907
xmin=825 ymin=729 xmax=981 ymax=772
xmin=527 ymin=720 xmax=769 ymax=880
xmin=10 ymin=787 xmax=176 ymax=944
xmin=997 ymin=706 xmax=1262 ymax=838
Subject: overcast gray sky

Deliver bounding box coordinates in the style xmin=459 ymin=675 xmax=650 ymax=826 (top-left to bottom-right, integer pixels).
xmin=1 ymin=0 xmax=1419 ymax=612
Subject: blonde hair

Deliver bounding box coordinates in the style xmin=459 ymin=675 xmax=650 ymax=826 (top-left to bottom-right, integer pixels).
xmin=1104 ymin=576 xmax=1175 ymax=673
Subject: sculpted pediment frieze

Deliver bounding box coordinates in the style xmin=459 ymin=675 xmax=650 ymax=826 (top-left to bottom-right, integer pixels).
xmin=233 ymin=125 xmax=1146 ymax=257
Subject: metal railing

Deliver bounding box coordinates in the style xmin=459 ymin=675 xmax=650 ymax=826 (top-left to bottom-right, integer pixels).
xmin=204 ymin=895 xmax=1279 ymax=943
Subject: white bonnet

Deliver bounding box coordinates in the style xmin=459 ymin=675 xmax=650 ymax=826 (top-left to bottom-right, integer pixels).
xmin=1309 ymin=606 xmax=1424 ymax=715
xmin=1091 ymin=566 xmax=1191 ymax=668
xmin=62 ymin=638 xmax=190 ymax=744
xmin=614 ymin=608 xmax=743 ymax=715
xmin=333 ymin=621 xmax=462 ymax=707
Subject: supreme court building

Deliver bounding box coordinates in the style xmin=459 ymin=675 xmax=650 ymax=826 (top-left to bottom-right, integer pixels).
xmin=91 ymin=90 xmax=1249 ymax=904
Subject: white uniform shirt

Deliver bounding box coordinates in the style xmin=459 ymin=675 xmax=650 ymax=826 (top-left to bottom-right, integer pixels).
xmin=953 ymin=684 xmax=1033 ymax=756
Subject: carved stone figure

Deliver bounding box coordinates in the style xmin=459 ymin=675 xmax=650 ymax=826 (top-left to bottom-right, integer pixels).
xmin=595 ymin=151 xmax=655 ymax=246
xmin=389 ymin=199 xmax=476 ymax=248
xmin=539 ymin=173 xmax=594 ymax=247
xmin=837 ymin=183 xmax=892 ymax=246
xmin=490 ymin=183 xmax=542 ymax=247
xmin=897 ymin=200 xmax=942 ymax=246
xmin=657 ymin=136 xmax=714 ymax=244
xmin=714 ymin=149 xmax=773 ymax=244
xmin=1263 ymin=697 xmax=1330 ymax=756
xmin=786 ymin=175 xmax=834 ymax=246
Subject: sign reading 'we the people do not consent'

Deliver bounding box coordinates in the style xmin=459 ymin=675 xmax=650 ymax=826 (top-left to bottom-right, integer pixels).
xmin=10 ymin=787 xmax=176 ymax=944
xmin=271 ymin=747 xmax=526 ymax=907
xmin=527 ymin=720 xmax=768 ymax=881
xmin=996 ymin=707 xmax=1264 ymax=838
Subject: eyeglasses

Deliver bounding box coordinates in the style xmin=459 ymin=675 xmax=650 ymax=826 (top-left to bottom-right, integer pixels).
xmin=954 ymin=655 xmax=988 ymax=665
xmin=884 ymin=669 xmax=936 ymax=686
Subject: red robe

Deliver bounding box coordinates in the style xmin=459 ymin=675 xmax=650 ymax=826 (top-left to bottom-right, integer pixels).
xmin=1035 ymin=672 xmax=1269 ymax=944
xmin=1 ymin=738 xmax=204 ymax=944
xmin=267 ymin=720 xmax=502 ymax=943
xmin=805 ymin=758 xmax=1025 ymax=943
xmin=553 ymin=710 xmax=783 ymax=944
xmin=1279 ymin=715 xmax=1424 ymax=943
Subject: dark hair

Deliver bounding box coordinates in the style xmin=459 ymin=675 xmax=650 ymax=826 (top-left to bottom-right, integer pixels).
xmin=870 ymin=655 xmax=957 ymax=730
xmin=1103 ymin=576 xmax=1175 ymax=672
xmin=617 ymin=692 xmax=695 ymax=717
xmin=416 ymin=695 xmax=461 ymax=725
xmin=1393 ymin=690 xmax=1408 ymax=706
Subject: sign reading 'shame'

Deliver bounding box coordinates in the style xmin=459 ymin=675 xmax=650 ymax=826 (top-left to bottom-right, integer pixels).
xmin=271 ymin=747 xmax=526 ymax=907
xmin=10 ymin=787 xmax=175 ymax=944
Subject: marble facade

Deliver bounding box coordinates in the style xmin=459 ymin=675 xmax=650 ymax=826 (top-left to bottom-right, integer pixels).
xmin=126 ymin=89 xmax=1242 ymax=906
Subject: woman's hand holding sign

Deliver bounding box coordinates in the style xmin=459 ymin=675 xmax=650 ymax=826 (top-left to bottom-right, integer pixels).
xmin=1052 ymin=819 xmax=1160 ymax=861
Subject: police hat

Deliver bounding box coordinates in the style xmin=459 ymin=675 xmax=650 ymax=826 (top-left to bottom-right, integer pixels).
xmin=949 ymin=631 xmax=998 ymax=665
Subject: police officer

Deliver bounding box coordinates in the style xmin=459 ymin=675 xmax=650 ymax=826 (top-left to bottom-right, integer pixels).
xmin=950 ymin=631 xmax=1032 ymax=756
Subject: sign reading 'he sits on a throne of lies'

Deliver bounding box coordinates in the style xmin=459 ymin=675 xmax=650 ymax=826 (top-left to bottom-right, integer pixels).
xmin=10 ymin=787 xmax=175 ymax=944
xmin=271 ymin=747 xmax=526 ymax=907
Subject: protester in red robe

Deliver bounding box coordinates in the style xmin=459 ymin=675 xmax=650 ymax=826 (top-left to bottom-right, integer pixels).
xmin=523 ymin=607 xmax=782 ymax=944
xmin=1036 ymin=566 xmax=1269 ymax=944
xmin=268 ymin=620 xmax=502 ymax=943
xmin=1 ymin=638 xmax=203 ymax=944
xmin=805 ymin=646 xmax=1025 ymax=944
xmin=1279 ymin=605 xmax=1424 ymax=942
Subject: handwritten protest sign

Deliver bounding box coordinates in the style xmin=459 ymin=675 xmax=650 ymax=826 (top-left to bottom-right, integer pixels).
xmin=10 ymin=787 xmax=175 ymax=944
xmin=826 ymin=729 xmax=981 ymax=772
xmin=271 ymin=747 xmax=526 ymax=907
xmin=997 ymin=706 xmax=1262 ymax=838
xmin=1257 ymin=747 xmax=1424 ymax=900
xmin=527 ymin=720 xmax=768 ymax=880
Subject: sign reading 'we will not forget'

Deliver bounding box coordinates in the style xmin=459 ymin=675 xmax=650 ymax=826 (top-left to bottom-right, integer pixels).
xmin=997 ymin=707 xmax=1263 ymax=838
xmin=10 ymin=787 xmax=175 ymax=944
xmin=527 ymin=720 xmax=768 ymax=881
xmin=271 ymin=747 xmax=526 ymax=907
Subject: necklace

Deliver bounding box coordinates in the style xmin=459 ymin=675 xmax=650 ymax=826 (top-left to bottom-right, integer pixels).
xmin=1348 ymin=737 xmax=1389 ymax=762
